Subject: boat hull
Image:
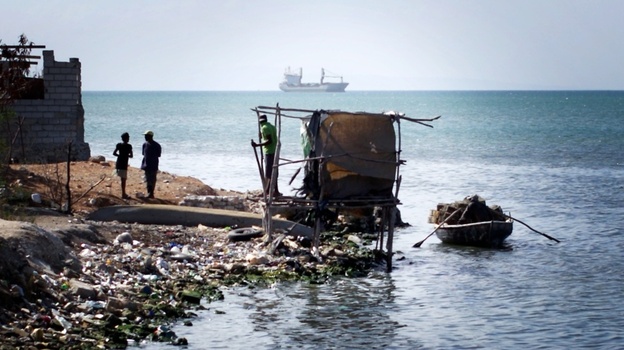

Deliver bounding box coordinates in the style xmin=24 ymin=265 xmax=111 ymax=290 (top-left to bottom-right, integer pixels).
xmin=279 ymin=82 xmax=349 ymax=92
xmin=436 ymin=219 xmax=513 ymax=247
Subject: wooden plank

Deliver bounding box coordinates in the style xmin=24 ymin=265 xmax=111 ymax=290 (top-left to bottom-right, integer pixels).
xmin=0 ymin=45 xmax=46 ymax=49
xmin=0 ymin=55 xmax=41 ymax=59
xmin=0 ymin=61 xmax=39 ymax=66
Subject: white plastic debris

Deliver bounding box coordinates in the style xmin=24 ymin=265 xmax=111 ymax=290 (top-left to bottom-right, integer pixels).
xmin=115 ymin=232 xmax=133 ymax=244
xmin=31 ymin=193 xmax=42 ymax=203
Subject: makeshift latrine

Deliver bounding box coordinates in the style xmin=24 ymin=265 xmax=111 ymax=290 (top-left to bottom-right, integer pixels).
xmin=252 ymin=105 xmax=439 ymax=272
xmin=300 ymin=110 xmax=397 ymax=200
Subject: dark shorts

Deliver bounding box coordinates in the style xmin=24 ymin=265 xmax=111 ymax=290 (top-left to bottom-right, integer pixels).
xmin=265 ymin=153 xmax=276 ymax=179
xmin=144 ymin=170 xmax=158 ymax=184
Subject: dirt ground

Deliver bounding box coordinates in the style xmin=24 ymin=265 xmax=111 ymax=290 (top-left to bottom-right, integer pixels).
xmin=1 ymin=159 xmax=252 ymax=297
xmin=6 ymin=159 xmax=244 ymax=217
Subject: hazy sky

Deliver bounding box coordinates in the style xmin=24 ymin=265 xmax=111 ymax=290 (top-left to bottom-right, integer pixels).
xmin=3 ymin=0 xmax=624 ymax=91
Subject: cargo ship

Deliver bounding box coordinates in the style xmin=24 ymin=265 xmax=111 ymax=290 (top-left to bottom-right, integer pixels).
xmin=279 ymin=67 xmax=348 ymax=92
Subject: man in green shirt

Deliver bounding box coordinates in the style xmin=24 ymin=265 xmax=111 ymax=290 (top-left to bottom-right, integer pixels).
xmin=251 ymin=114 xmax=281 ymax=196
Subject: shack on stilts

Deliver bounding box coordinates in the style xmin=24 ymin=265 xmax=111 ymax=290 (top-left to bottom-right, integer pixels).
xmin=251 ymin=104 xmax=439 ymax=272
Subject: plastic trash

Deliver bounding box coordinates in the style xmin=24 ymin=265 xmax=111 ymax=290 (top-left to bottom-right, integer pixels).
xmin=31 ymin=193 xmax=42 ymax=203
xmin=41 ymin=274 xmax=58 ymax=287
xmin=79 ymin=248 xmax=97 ymax=258
xmin=115 ymin=232 xmax=133 ymax=244
xmin=85 ymin=301 xmax=106 ymax=309
xmin=51 ymin=310 xmax=72 ymax=331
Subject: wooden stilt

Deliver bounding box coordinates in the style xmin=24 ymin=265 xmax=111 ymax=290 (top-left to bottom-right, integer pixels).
xmin=313 ymin=215 xmax=322 ymax=259
xmin=378 ymin=208 xmax=386 ymax=251
xmin=261 ymin=202 xmax=271 ymax=246
xmin=266 ymin=205 xmax=274 ymax=241
xmin=386 ymin=206 xmax=396 ymax=272
xmin=376 ymin=213 xmax=383 ymax=251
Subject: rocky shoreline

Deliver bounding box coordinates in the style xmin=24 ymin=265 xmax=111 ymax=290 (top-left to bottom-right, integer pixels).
xmin=0 ymin=202 xmax=388 ymax=349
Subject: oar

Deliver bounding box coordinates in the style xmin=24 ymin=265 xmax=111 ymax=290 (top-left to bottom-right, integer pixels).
xmin=413 ymin=208 xmax=462 ymax=248
xmin=500 ymin=212 xmax=560 ymax=243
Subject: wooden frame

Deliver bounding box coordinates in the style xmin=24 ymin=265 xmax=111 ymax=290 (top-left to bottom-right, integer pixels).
xmin=250 ymin=104 xmax=439 ymax=272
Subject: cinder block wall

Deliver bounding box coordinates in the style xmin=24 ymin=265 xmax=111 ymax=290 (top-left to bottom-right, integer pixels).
xmin=4 ymin=50 xmax=90 ymax=163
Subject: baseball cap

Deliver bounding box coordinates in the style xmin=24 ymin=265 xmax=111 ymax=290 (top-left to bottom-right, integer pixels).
xmin=144 ymin=130 xmax=154 ymax=136
xmin=258 ymin=115 xmax=267 ymax=122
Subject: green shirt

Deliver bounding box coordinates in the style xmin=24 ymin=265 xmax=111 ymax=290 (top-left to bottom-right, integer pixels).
xmin=260 ymin=121 xmax=277 ymax=155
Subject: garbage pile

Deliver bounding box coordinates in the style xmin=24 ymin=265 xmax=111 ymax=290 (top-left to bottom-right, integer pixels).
xmin=0 ymin=217 xmax=386 ymax=348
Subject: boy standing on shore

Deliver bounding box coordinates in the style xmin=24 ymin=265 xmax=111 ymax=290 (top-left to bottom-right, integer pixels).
xmin=141 ymin=130 xmax=162 ymax=199
xmin=113 ymin=132 xmax=133 ymax=199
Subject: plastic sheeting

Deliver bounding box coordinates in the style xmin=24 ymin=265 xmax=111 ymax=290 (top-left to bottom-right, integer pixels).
xmin=302 ymin=111 xmax=397 ymax=199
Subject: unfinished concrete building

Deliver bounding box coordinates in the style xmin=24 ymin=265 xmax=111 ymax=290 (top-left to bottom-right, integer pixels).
xmin=1 ymin=47 xmax=90 ymax=163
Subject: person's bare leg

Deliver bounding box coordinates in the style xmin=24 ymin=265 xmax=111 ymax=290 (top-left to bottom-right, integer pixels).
xmin=121 ymin=178 xmax=129 ymax=198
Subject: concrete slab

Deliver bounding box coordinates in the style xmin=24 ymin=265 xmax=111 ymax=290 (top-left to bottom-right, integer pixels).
xmin=86 ymin=204 xmax=313 ymax=238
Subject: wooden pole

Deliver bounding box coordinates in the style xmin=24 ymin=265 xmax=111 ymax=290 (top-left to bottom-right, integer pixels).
xmin=65 ymin=141 xmax=72 ymax=213
xmin=378 ymin=208 xmax=385 ymax=251
xmin=253 ymin=109 xmax=266 ymax=200
xmin=386 ymin=206 xmax=396 ymax=272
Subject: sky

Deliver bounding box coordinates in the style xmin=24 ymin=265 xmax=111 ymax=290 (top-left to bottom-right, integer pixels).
xmin=3 ymin=0 xmax=624 ymax=91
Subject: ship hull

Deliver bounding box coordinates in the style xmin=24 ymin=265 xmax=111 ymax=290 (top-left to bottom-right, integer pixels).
xmin=279 ymin=82 xmax=348 ymax=92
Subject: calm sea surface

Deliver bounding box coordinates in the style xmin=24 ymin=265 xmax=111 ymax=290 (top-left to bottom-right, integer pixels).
xmin=84 ymin=91 xmax=624 ymax=349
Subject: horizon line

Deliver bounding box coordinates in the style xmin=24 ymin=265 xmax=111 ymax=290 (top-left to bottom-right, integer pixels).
xmin=81 ymin=89 xmax=624 ymax=93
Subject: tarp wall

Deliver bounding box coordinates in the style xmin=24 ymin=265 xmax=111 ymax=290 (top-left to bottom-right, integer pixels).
xmin=313 ymin=112 xmax=397 ymax=199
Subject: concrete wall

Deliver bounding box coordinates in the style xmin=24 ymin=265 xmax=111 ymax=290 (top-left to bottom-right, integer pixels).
xmin=3 ymin=50 xmax=90 ymax=163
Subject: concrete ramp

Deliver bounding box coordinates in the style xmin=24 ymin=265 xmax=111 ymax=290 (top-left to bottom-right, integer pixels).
xmin=86 ymin=204 xmax=313 ymax=238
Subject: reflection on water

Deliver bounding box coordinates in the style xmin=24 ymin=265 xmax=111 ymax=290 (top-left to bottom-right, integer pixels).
xmin=281 ymin=277 xmax=402 ymax=349
xmin=432 ymin=242 xmax=514 ymax=256
xmin=149 ymin=277 xmax=409 ymax=349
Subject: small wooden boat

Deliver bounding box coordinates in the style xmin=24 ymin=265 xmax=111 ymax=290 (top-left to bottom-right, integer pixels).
xmin=429 ymin=195 xmax=513 ymax=247
xmin=436 ymin=218 xmax=513 ymax=247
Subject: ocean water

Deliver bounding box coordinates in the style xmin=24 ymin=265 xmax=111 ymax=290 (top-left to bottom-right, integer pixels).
xmin=84 ymin=91 xmax=624 ymax=349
